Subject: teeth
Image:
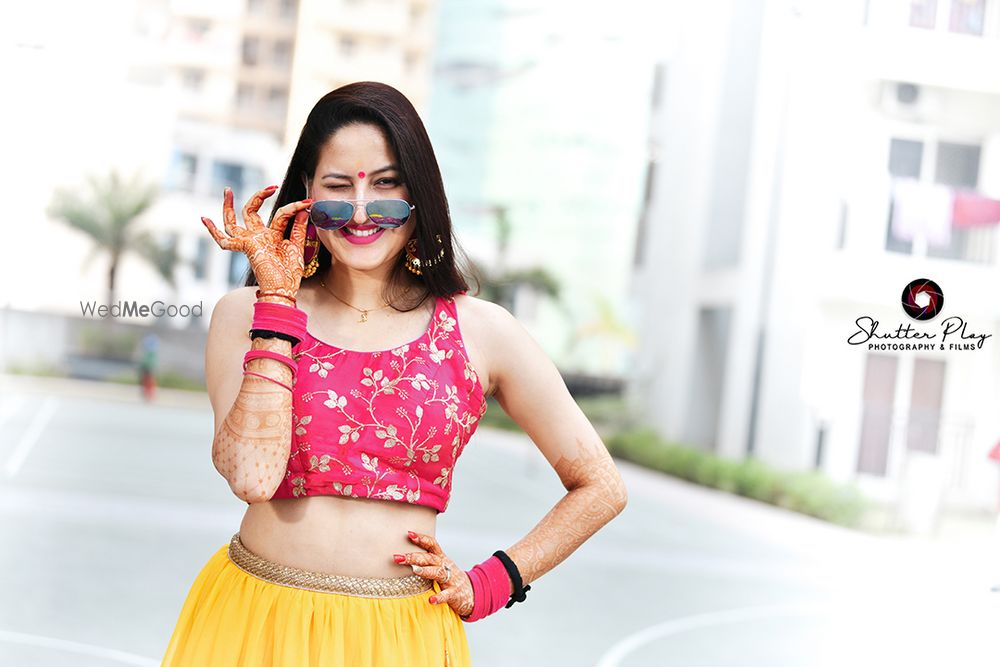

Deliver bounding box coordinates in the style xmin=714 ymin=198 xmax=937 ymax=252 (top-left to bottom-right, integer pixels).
xmin=345 ymin=227 xmax=379 ymax=237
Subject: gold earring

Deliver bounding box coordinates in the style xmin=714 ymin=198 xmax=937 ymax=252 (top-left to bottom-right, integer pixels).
xmin=404 ymin=235 xmax=445 ymax=276
xmin=302 ymin=222 xmax=320 ymax=278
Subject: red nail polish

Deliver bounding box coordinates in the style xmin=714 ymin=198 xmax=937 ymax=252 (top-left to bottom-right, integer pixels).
xmin=407 ymin=531 xmax=417 ymax=539
xmin=393 ymin=554 xmax=405 ymax=564
xmin=429 ymin=596 xmax=437 ymax=604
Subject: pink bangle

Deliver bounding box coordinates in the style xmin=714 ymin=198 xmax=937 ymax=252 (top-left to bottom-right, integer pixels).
xmin=460 ymin=556 xmax=511 ymax=623
xmin=243 ymin=371 xmax=293 ymax=393
xmin=243 ymin=349 xmax=297 ymax=379
xmin=251 ymin=301 xmax=308 ymax=342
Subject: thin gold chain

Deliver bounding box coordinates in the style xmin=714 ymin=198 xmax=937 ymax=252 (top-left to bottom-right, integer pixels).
xmin=319 ymin=278 xmax=390 ymax=323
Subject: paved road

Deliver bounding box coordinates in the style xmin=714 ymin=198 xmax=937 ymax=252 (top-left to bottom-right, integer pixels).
xmin=0 ymin=374 xmax=996 ymax=666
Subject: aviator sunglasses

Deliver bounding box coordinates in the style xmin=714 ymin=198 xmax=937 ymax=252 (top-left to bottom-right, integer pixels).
xmin=308 ymin=198 xmax=415 ymax=231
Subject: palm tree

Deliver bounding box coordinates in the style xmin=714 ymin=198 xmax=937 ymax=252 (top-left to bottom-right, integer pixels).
xmin=47 ymin=169 xmax=180 ymax=307
xmin=474 ymin=204 xmax=562 ymax=313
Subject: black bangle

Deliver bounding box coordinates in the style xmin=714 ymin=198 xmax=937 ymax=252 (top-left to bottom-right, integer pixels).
xmin=493 ymin=550 xmax=531 ymax=608
xmin=249 ymin=329 xmax=301 ymax=346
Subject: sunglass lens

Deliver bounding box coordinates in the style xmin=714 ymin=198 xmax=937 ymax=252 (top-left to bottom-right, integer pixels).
xmin=309 ymin=201 xmax=354 ymax=229
xmin=366 ymin=199 xmax=411 ymax=228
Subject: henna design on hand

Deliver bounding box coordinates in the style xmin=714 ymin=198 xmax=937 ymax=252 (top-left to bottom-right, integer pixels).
xmin=200 ymin=185 xmax=311 ymax=297
xmin=397 ymin=532 xmax=476 ymax=618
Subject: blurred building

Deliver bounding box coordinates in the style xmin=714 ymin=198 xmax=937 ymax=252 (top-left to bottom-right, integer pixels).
xmin=631 ymin=0 xmax=1000 ymax=517
xmin=1 ymin=0 xmax=436 ymax=377
xmin=2 ymin=0 xmax=436 ymax=316
xmin=147 ymin=0 xmax=437 ymax=318
xmin=426 ymin=0 xmax=664 ymax=375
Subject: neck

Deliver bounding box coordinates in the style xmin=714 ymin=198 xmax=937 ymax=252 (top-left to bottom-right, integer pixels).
xmin=320 ymin=263 xmax=420 ymax=308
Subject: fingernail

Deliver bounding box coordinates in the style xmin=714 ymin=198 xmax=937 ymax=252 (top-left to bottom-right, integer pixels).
xmin=407 ymin=531 xmax=417 ymax=539
xmin=302 ymin=199 xmax=314 ymax=204
xmin=267 ymin=184 xmax=279 ymax=190
xmin=411 ymin=565 xmax=423 ymax=574
xmin=393 ymin=554 xmax=405 ymax=564
xmin=429 ymin=596 xmax=437 ymax=604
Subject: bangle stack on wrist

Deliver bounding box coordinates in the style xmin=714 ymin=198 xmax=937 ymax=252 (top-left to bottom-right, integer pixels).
xmin=460 ymin=550 xmax=531 ymax=623
xmin=242 ymin=298 xmax=308 ymax=393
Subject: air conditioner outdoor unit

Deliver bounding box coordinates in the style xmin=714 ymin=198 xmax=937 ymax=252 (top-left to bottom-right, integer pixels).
xmin=880 ymin=81 xmax=941 ymax=118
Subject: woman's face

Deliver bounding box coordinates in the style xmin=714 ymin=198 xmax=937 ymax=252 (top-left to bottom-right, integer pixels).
xmin=304 ymin=122 xmax=414 ymax=274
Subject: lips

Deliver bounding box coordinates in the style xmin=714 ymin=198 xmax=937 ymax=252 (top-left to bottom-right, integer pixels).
xmin=339 ymin=224 xmax=385 ymax=245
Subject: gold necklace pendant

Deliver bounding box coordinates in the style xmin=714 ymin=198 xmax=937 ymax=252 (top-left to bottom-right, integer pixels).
xmin=359 ymin=310 xmax=369 ymax=323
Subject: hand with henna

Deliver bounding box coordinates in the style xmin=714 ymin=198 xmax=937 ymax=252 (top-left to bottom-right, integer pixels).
xmin=200 ymin=185 xmax=313 ymax=301
xmin=394 ymin=531 xmax=476 ymax=619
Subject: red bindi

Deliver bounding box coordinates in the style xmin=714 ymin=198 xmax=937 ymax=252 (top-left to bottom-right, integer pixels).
xmin=357 ymin=171 xmax=366 ymax=178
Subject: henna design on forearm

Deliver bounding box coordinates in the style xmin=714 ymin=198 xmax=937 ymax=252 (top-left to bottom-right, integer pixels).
xmin=212 ymin=335 xmax=296 ymax=503
xmin=504 ymin=436 xmax=628 ymax=589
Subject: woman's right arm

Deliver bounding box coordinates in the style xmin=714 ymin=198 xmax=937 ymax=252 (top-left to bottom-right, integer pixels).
xmin=205 ymin=286 xmax=296 ymax=504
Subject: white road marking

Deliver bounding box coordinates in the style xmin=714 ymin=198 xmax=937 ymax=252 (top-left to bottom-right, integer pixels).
xmin=3 ymin=396 xmax=58 ymax=477
xmin=595 ymin=602 xmax=828 ymax=667
xmin=0 ymin=629 xmax=159 ymax=666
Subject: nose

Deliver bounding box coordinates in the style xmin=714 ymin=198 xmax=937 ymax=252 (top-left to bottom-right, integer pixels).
xmin=352 ymin=200 xmax=369 ymax=225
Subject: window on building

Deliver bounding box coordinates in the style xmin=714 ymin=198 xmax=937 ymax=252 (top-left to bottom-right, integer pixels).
xmin=340 ymin=36 xmax=357 ymax=58
xmin=180 ymin=68 xmax=204 ymax=91
xmin=906 ymin=358 xmax=945 ymax=454
xmin=193 ymin=237 xmax=211 ymax=281
xmin=857 ymin=353 xmax=898 ymax=476
xmin=236 ymin=82 xmax=254 ymax=109
xmin=185 ymin=18 xmax=210 ymax=41
xmin=909 ymin=0 xmax=938 ymax=28
xmin=885 ymin=137 xmax=923 ymax=255
xmin=229 ymin=251 xmax=250 ymax=287
xmin=267 ymin=86 xmax=287 ymax=116
xmin=949 ymin=0 xmax=986 ymax=35
xmin=280 ymin=0 xmax=297 ymax=19
xmin=926 ymin=141 xmax=983 ymax=261
xmin=213 ymin=161 xmax=244 ymax=194
xmin=242 ymin=36 xmax=260 ymax=66
xmin=170 ymin=150 xmax=197 ymax=191
xmin=273 ymin=39 xmax=292 ymax=68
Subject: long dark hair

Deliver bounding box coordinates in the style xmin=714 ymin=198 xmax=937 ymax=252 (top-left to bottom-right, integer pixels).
xmin=243 ymin=81 xmax=475 ymax=310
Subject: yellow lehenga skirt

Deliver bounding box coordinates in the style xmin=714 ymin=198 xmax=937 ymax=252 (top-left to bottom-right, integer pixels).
xmin=160 ymin=533 xmax=473 ymax=666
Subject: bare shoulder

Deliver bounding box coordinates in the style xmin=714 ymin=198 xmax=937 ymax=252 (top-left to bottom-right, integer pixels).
xmin=210 ymin=285 xmax=257 ymax=329
xmin=452 ymin=292 xmax=530 ymax=397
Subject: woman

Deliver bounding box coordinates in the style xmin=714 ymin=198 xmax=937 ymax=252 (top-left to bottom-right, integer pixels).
xmin=161 ymin=81 xmax=628 ymax=666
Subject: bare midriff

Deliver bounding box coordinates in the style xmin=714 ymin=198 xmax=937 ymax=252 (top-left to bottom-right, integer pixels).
xmin=237 ymin=494 xmax=438 ymax=579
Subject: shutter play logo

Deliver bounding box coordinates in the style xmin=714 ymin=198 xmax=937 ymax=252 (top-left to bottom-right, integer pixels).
xmin=900 ymin=278 xmax=943 ymax=321
xmin=847 ymin=278 xmax=991 ymax=351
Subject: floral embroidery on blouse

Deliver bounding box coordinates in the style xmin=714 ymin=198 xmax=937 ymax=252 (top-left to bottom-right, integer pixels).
xmin=272 ymin=295 xmax=487 ymax=513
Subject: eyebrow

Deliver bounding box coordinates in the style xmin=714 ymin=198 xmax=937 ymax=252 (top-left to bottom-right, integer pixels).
xmin=320 ymin=165 xmax=398 ymax=179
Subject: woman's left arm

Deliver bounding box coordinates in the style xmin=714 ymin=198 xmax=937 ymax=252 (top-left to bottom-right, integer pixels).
xmin=478 ymin=301 xmax=629 ymax=591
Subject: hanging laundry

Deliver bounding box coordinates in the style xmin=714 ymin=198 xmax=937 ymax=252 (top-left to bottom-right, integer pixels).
xmin=953 ymin=189 xmax=1000 ymax=227
xmin=891 ymin=178 xmax=955 ymax=246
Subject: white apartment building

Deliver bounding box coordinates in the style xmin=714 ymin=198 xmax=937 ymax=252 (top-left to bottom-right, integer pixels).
xmin=630 ymin=0 xmax=1000 ymax=516
xmin=3 ymin=0 xmax=436 ymax=327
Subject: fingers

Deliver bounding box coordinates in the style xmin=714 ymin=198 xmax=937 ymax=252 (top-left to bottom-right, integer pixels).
xmin=201 ymin=216 xmax=237 ymax=251
xmin=242 ymin=185 xmax=278 ymax=231
xmin=410 ymin=563 xmax=452 ymax=582
xmin=222 ymin=187 xmax=240 ymax=237
xmin=397 ymin=551 xmax=441 ymax=567
xmin=271 ymin=198 xmax=313 ymax=236
xmin=408 ymin=531 xmax=444 ymax=556
xmin=288 ymin=209 xmax=309 ymax=250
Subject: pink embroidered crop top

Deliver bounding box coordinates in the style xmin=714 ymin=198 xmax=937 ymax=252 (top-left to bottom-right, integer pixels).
xmin=271 ymin=294 xmax=488 ymax=513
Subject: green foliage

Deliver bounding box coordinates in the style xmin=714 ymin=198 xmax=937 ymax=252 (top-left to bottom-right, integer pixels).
xmin=77 ymin=326 xmax=141 ymax=360
xmin=606 ymin=428 xmax=867 ymax=528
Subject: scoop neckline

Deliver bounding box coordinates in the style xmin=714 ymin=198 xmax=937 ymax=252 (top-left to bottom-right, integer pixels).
xmin=302 ymin=295 xmax=441 ymax=354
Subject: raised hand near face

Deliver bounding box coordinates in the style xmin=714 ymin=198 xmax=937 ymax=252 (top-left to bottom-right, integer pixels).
xmin=201 ymin=186 xmax=313 ymax=300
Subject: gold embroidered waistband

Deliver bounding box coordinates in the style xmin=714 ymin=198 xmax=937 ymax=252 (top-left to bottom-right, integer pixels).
xmin=227 ymin=533 xmax=434 ymax=598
